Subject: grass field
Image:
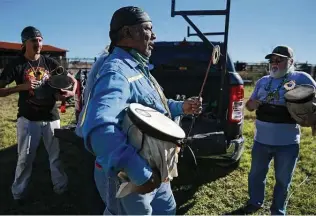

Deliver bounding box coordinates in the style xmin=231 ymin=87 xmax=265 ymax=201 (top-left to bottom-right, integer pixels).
xmin=0 ymin=86 xmax=315 ymax=215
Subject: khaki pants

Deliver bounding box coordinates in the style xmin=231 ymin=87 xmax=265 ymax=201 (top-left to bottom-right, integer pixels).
xmin=11 ymin=116 xmax=68 ymax=199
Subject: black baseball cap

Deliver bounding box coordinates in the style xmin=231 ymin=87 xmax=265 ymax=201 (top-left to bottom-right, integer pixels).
xmin=265 ymin=45 xmax=294 ymax=59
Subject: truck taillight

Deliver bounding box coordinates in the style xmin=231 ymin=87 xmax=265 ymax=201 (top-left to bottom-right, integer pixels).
xmin=228 ymin=85 xmax=244 ymax=123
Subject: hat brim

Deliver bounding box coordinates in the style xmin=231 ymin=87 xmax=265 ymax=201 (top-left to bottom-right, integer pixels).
xmin=265 ymin=53 xmax=289 ymax=59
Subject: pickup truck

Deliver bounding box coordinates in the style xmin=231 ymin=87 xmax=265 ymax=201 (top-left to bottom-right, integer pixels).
xmin=55 ymin=40 xmax=245 ymax=168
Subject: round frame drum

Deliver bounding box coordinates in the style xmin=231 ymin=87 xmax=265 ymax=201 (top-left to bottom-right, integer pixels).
xmin=47 ymin=75 xmax=73 ymax=90
xmin=127 ymin=103 xmax=185 ymax=143
xmin=284 ymin=84 xmax=315 ymax=103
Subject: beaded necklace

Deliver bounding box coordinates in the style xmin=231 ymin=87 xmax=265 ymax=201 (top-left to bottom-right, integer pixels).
xmin=264 ymin=74 xmax=289 ymax=103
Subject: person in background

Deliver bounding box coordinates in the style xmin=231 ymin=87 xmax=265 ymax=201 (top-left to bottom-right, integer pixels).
xmin=242 ymin=45 xmax=316 ymax=215
xmin=0 ymin=26 xmax=76 ymax=204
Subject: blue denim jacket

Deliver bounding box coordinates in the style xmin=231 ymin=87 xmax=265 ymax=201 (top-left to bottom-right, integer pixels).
xmin=79 ymin=47 xmax=184 ymax=186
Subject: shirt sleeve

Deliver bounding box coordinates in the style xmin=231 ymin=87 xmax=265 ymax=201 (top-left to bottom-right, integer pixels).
xmin=299 ymin=72 xmax=316 ymax=87
xmin=0 ymin=61 xmax=17 ymax=85
xmin=250 ymin=78 xmax=261 ymax=100
xmin=167 ymin=99 xmax=184 ymax=118
xmin=81 ymin=69 xmax=152 ymax=186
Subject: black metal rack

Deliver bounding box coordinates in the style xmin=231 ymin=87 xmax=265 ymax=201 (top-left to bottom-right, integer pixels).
xmin=171 ymin=0 xmax=231 ymax=121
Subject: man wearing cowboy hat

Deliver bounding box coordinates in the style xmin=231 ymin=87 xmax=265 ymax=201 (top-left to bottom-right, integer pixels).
xmin=241 ymin=45 xmax=316 ymax=215
xmin=0 ymin=26 xmax=76 ymax=204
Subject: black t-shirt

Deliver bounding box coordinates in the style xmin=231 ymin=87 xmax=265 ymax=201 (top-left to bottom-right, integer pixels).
xmin=0 ymin=55 xmax=65 ymax=121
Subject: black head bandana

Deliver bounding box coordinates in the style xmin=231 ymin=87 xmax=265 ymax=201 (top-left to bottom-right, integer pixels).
xmin=21 ymin=26 xmax=43 ymax=43
xmin=108 ymin=7 xmax=151 ymax=53
xmin=110 ymin=6 xmax=151 ymax=33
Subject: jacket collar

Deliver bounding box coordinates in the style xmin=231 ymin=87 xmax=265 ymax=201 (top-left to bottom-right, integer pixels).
xmin=111 ymin=47 xmax=140 ymax=69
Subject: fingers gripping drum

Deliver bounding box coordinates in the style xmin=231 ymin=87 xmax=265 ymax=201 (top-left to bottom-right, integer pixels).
xmin=116 ymin=103 xmax=185 ymax=198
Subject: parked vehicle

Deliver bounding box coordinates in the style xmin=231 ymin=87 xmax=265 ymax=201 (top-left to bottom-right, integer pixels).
xmin=55 ymin=40 xmax=245 ymax=167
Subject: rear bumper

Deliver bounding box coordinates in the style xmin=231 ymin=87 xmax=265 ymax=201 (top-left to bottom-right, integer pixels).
xmin=55 ymin=125 xmax=245 ymax=162
xmin=209 ymin=136 xmax=245 ymax=162
xmin=189 ymin=135 xmax=245 ymax=162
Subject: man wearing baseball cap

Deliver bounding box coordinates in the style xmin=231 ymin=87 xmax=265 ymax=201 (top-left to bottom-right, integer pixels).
xmin=241 ymin=45 xmax=316 ymax=215
xmin=0 ymin=26 xmax=76 ymax=204
xmin=265 ymin=45 xmax=294 ymax=58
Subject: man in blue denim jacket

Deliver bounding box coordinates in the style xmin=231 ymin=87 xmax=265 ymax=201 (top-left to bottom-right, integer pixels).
xmin=77 ymin=6 xmax=202 ymax=215
xmin=242 ymin=45 xmax=316 ymax=215
xmin=75 ymin=52 xmax=109 ymax=205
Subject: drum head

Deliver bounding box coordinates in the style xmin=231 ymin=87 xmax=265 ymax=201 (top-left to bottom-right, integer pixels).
xmin=48 ymin=75 xmax=73 ymax=90
xmin=128 ymin=103 xmax=186 ymax=140
xmin=284 ymin=85 xmax=315 ymax=103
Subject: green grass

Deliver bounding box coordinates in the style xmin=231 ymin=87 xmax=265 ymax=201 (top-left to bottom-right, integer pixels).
xmin=0 ymin=93 xmax=75 ymax=149
xmin=175 ymin=86 xmax=316 ymax=215
xmin=0 ymin=86 xmax=315 ymax=214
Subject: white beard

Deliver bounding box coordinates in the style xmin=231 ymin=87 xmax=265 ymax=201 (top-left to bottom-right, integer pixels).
xmin=269 ymin=62 xmax=294 ymax=78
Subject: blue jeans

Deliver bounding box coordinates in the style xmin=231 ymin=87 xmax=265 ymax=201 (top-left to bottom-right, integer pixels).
xmin=248 ymin=141 xmax=299 ymax=215
xmin=102 ymin=175 xmax=176 ymax=215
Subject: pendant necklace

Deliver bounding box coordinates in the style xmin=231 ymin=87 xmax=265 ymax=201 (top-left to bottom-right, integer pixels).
xmin=27 ymin=56 xmax=41 ymax=78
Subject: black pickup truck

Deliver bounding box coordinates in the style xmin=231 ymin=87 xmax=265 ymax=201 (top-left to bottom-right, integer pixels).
xmin=55 ymin=40 xmax=245 ymax=167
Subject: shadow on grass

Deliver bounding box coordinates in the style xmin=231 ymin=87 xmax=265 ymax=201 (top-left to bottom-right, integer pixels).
xmin=0 ymin=140 xmax=238 ymax=215
xmin=0 ymin=141 xmax=104 ymax=215
xmin=2 ymin=117 xmax=17 ymax=123
xmin=172 ymin=147 xmax=239 ymax=215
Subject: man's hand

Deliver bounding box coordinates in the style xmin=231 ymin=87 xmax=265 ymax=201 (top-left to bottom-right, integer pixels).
xmin=60 ymin=89 xmax=75 ymax=98
xmin=182 ymin=97 xmax=203 ymax=115
xmin=55 ymin=89 xmax=74 ymax=101
xmin=0 ymin=80 xmax=40 ymax=97
xmin=245 ymin=99 xmax=261 ymax=112
xmin=20 ymin=80 xmax=40 ymax=91
xmin=133 ymin=168 xmax=161 ymax=194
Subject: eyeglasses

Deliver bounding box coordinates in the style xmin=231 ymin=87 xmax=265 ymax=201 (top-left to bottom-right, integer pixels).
xmin=269 ymin=58 xmax=287 ymax=64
